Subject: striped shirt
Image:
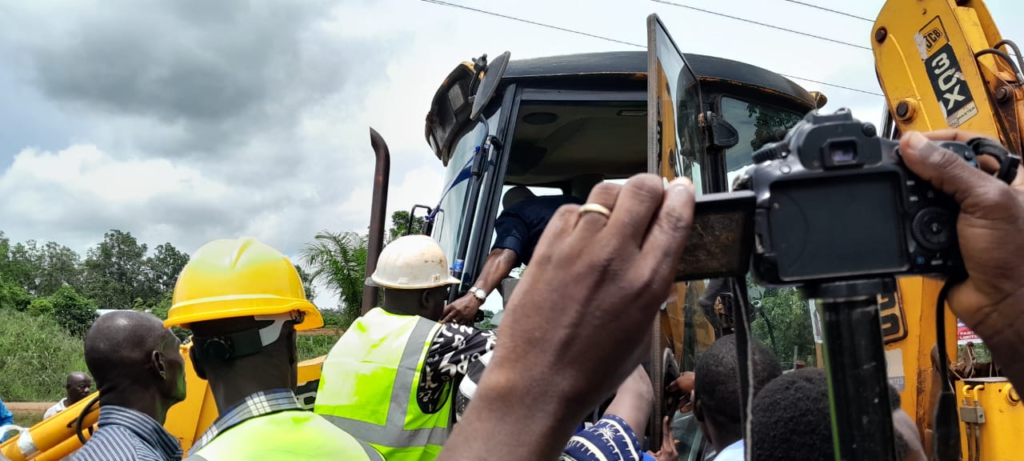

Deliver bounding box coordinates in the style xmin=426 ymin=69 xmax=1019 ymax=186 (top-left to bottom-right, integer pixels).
xmin=187 ymin=389 xmax=301 ymax=457
xmin=70 ymin=405 xmax=182 ymax=461
xmin=561 ymin=415 xmax=645 ymax=461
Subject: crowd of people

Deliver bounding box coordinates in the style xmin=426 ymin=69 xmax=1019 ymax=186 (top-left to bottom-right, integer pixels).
xmin=2 ymin=128 xmax=1022 ymax=460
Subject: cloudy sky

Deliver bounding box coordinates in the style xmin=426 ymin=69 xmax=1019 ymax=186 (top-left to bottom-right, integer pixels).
xmin=1 ymin=0 xmax=1021 ymax=307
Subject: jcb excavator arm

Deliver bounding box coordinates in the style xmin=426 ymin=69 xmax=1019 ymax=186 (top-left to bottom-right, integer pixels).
xmin=873 ymin=0 xmax=1024 ymax=151
xmin=872 ymin=1 xmax=1024 ymax=459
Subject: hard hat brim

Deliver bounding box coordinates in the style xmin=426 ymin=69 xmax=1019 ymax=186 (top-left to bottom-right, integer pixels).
xmin=369 ymin=273 xmax=462 ymax=290
xmin=164 ymin=296 xmax=324 ymax=332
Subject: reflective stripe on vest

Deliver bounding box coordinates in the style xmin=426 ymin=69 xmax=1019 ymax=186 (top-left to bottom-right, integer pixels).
xmin=185 ymin=410 xmax=382 ymax=461
xmin=315 ymin=308 xmax=451 ymax=459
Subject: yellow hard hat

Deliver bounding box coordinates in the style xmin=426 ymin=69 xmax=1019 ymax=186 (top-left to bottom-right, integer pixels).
xmin=165 ymin=237 xmax=323 ymax=331
xmin=371 ymin=235 xmax=460 ymax=289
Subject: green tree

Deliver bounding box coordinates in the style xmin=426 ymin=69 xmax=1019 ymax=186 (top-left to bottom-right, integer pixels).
xmin=294 ymin=264 xmax=318 ymax=300
xmin=0 ymin=274 xmax=32 ymax=311
xmin=34 ymin=242 xmax=83 ymax=296
xmin=749 ymin=284 xmax=816 ymax=367
xmin=388 ymin=210 xmax=428 ymax=243
xmin=746 ymin=103 xmax=803 ymax=151
xmin=149 ymin=293 xmax=189 ymax=341
xmin=6 ymin=240 xmax=41 ymax=293
xmin=51 ymin=285 xmax=97 ymax=336
xmin=146 ymin=243 xmax=190 ymax=297
xmin=83 ymin=230 xmax=150 ymax=309
xmin=300 ymin=231 xmax=367 ymax=328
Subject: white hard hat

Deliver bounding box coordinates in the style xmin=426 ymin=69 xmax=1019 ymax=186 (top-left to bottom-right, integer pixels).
xmin=371 ymin=235 xmax=461 ymax=289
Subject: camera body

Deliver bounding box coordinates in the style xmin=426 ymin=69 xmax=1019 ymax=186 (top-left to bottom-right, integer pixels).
xmin=738 ymin=109 xmax=976 ymax=286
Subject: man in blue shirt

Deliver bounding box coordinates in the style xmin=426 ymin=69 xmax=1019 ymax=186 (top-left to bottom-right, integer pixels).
xmin=441 ymin=175 xmax=602 ymax=324
xmin=0 ymin=396 xmax=15 ymax=442
xmin=72 ymin=311 xmax=187 ymax=461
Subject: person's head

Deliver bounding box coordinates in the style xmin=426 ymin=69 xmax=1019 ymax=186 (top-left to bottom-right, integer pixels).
xmin=569 ymin=174 xmax=604 ymax=199
xmin=693 ymin=335 xmax=782 ymax=450
xmin=65 ymin=372 xmax=92 ymax=405
xmin=188 ymin=316 xmax=300 ymax=398
xmin=502 ymin=186 xmax=536 ymax=209
xmin=372 ymin=235 xmax=460 ymax=321
xmin=84 ymin=311 xmax=186 ymax=420
xmin=751 ymin=368 xmax=831 ymax=461
xmin=164 ymin=237 xmax=323 ymax=409
xmin=751 ymin=369 xmax=925 ymax=461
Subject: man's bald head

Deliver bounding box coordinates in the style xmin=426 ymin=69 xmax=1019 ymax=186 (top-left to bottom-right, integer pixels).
xmin=85 ymin=311 xmax=180 ymax=396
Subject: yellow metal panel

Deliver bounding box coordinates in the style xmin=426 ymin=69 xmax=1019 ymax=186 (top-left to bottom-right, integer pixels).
xmin=872 ymin=0 xmax=1000 ymax=134
xmin=0 ymin=393 xmax=98 ymax=461
xmin=956 ymin=379 xmax=1024 ymax=460
xmin=883 ymin=277 xmax=956 ymax=453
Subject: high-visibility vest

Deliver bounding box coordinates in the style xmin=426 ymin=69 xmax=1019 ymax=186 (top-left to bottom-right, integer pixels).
xmin=186 ymin=410 xmax=382 ymax=460
xmin=314 ymin=308 xmax=451 ymax=461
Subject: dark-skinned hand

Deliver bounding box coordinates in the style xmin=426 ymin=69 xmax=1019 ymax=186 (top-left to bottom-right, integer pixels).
xmin=647 ymin=416 xmax=679 ymax=461
xmin=441 ymin=293 xmax=481 ymax=325
xmin=668 ymin=371 xmax=695 ymax=413
xmin=439 ymin=174 xmax=696 ymax=461
xmin=901 ymin=130 xmax=1024 ymax=389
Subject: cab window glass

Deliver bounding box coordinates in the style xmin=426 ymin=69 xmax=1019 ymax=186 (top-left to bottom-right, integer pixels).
xmin=720 ymin=97 xmax=802 ymax=190
xmin=431 ymin=109 xmax=501 ymax=266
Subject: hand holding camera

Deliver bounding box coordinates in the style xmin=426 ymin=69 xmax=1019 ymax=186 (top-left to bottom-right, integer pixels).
xmin=899 ymin=129 xmax=1024 ymax=387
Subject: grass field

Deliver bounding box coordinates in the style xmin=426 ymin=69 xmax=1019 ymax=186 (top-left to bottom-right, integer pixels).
xmin=13 ymin=412 xmax=44 ymax=429
xmin=0 ymin=310 xmax=89 ymax=402
xmin=296 ymin=334 xmax=337 ymax=362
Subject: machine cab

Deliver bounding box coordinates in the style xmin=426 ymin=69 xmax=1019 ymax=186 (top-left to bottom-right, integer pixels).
xmin=399 ymin=14 xmax=820 ymax=452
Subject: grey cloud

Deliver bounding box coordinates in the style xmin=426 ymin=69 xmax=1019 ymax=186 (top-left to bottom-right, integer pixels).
xmin=14 ymin=0 xmax=385 ymax=157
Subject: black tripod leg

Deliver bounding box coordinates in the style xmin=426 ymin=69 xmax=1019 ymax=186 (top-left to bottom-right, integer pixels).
xmin=820 ymin=297 xmax=897 ymax=461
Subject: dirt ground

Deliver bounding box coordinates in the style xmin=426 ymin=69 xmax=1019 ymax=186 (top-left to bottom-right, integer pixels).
xmin=6 ymin=402 xmax=53 ymax=413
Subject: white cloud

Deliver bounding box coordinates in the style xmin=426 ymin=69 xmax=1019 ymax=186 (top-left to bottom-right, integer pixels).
xmin=2 ymin=0 xmax=1022 ymax=309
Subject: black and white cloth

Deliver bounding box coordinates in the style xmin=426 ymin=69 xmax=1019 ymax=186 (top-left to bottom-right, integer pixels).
xmin=417 ymin=323 xmax=496 ymax=414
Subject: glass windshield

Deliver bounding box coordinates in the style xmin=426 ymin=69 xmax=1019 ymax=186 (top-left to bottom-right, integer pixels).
xmin=721 ymin=97 xmax=803 ymax=190
xmin=431 ymin=110 xmax=501 ymax=272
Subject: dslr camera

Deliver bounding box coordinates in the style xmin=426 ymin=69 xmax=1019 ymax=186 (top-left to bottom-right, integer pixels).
xmin=678 ymin=108 xmax=1006 ymax=286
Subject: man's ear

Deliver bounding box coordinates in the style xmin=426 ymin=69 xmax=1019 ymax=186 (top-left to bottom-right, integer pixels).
xmin=421 ymin=290 xmax=433 ymax=309
xmin=189 ymin=346 xmax=208 ymax=380
xmin=152 ymin=350 xmax=167 ymax=380
xmin=693 ymin=392 xmax=705 ymax=423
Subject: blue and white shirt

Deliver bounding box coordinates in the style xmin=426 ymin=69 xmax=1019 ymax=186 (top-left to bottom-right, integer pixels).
xmin=71 ymin=405 xmax=182 ymax=461
xmin=562 ymin=414 xmax=646 ymax=461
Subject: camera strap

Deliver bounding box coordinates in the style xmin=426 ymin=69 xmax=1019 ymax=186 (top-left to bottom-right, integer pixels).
xmin=966 ymin=136 xmax=1021 ymax=184
xmin=729 ymin=276 xmax=756 ymax=461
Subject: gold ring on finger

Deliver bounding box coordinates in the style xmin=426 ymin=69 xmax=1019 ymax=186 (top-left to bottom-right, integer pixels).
xmin=578 ymin=203 xmax=612 ymax=219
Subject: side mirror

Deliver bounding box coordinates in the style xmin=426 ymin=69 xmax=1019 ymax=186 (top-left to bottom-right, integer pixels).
xmin=810 ymin=91 xmax=828 ymax=109
xmin=708 ymin=112 xmax=739 ymax=149
xmin=470 ymin=51 xmax=511 ymax=122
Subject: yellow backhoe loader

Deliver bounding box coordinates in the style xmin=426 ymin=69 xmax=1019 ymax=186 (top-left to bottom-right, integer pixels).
xmin=3 ymin=1 xmax=1021 ymax=460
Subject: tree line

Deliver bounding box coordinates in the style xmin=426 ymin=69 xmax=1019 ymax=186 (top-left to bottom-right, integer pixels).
xmin=0 ymin=210 xmax=428 ymax=337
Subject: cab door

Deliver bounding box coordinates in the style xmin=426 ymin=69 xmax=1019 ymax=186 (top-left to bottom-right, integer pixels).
xmin=646 ymin=14 xmax=715 ymax=452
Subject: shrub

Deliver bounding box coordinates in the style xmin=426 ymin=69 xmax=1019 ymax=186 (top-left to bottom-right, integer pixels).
xmin=0 ymin=310 xmax=89 ymax=401
xmin=26 ymin=298 xmax=54 ymax=317
xmin=51 ymin=286 xmax=97 ymax=337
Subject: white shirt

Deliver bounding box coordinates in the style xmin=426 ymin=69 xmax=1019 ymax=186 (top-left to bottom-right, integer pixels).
xmin=714 ymin=440 xmax=746 ymax=461
xmin=43 ymin=398 xmax=66 ymax=419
